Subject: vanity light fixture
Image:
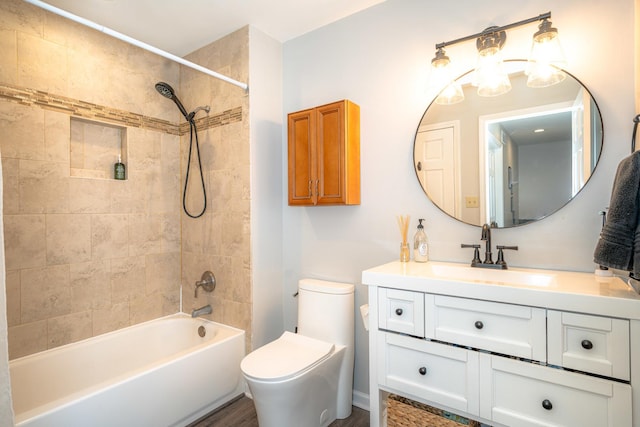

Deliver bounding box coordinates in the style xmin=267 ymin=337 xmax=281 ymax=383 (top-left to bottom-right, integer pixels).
xmin=430 ymin=47 xmax=465 ymax=105
xmin=429 ymin=12 xmax=565 ymax=99
xmin=473 ymin=27 xmax=511 ymax=96
xmin=526 ymin=18 xmax=566 ymax=87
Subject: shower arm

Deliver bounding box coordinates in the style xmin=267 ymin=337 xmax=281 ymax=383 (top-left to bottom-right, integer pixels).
xmin=24 ymin=0 xmax=249 ymax=92
xmin=188 ymin=106 xmax=211 ymax=121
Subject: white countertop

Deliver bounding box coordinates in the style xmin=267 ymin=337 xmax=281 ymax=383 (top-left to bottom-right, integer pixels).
xmin=362 ymin=261 xmax=640 ymax=320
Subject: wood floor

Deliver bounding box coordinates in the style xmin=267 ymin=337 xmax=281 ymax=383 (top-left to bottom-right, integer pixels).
xmin=189 ymin=395 xmax=370 ymax=427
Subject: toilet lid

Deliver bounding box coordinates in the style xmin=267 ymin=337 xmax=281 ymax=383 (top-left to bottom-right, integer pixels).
xmin=241 ymin=331 xmax=334 ymax=381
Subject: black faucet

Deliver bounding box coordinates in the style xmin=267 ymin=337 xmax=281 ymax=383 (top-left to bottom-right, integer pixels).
xmin=461 ymin=223 xmax=518 ymax=269
xmin=481 ymin=223 xmax=493 ymax=264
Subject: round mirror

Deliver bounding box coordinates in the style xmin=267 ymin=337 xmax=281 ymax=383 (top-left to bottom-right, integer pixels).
xmin=414 ymin=60 xmax=603 ymax=228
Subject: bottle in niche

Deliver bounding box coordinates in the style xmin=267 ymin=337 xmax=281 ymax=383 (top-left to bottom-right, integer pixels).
xmin=114 ymin=154 xmax=125 ymax=180
xmin=413 ymin=218 xmax=429 ymax=262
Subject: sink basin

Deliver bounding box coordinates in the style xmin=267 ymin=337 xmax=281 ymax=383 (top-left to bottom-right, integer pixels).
xmin=429 ymin=264 xmax=556 ymax=287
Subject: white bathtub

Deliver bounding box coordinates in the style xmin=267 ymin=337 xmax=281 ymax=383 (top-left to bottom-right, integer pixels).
xmin=10 ymin=313 xmax=245 ymax=427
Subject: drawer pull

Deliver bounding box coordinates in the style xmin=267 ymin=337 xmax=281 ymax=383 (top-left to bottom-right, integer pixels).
xmin=395 ymin=308 xmax=403 ymax=316
xmin=542 ymin=399 xmax=553 ymax=410
xmin=418 ymin=366 xmax=427 ymax=376
xmin=581 ymin=339 xmax=593 ymax=350
xmin=474 ymin=320 xmax=484 ymax=330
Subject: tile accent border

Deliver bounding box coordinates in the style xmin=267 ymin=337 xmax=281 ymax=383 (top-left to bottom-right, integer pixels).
xmin=0 ymin=83 xmax=242 ymax=135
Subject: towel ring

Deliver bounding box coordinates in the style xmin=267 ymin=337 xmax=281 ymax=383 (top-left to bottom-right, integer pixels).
xmin=633 ymin=113 xmax=640 ymax=153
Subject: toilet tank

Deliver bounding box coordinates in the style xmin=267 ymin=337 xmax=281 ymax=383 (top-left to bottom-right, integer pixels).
xmin=297 ymin=279 xmax=354 ymax=348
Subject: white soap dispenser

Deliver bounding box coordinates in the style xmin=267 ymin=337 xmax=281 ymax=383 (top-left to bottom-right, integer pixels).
xmin=413 ymin=218 xmax=429 ymax=262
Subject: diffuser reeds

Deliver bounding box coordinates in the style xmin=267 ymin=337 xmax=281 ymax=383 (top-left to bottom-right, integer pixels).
xmin=397 ymin=215 xmax=410 ymax=262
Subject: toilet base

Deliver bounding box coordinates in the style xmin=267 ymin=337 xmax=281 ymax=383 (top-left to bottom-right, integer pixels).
xmin=244 ymin=347 xmax=345 ymax=427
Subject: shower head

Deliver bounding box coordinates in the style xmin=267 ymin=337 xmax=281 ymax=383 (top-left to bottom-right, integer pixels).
xmin=155 ymin=82 xmax=175 ymax=99
xmin=155 ymin=81 xmax=190 ymax=122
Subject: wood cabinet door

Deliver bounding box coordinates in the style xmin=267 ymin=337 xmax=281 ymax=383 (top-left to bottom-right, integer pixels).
xmin=288 ymin=108 xmax=316 ymax=205
xmin=316 ymin=101 xmax=346 ymax=205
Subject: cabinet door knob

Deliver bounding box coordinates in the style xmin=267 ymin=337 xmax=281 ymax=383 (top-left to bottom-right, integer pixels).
xmin=418 ymin=366 xmax=427 ymax=375
xmin=542 ymin=399 xmax=553 ymax=410
xmin=581 ymin=339 xmax=593 ymax=350
xmin=474 ymin=321 xmax=484 ymax=330
xmin=395 ymin=308 xmax=403 ymax=316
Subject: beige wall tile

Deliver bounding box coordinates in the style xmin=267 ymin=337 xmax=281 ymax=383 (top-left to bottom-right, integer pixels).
xmin=69 ymin=260 xmax=110 ymax=311
xmin=46 ymin=214 xmax=91 ymax=265
xmin=5 ymin=270 xmax=20 ymax=326
xmin=17 ymin=32 xmax=67 ymax=94
xmin=110 ymin=179 xmax=146 ymax=214
xmin=4 ymin=214 xmax=46 ymax=270
xmin=129 ymin=293 xmax=163 ymax=325
xmin=222 ymin=300 xmax=251 ymax=335
xmin=0 ymin=0 xmax=44 ymax=38
xmin=2 ymin=157 xmax=19 ymax=215
xmin=145 ymin=252 xmax=180 ymax=295
xmin=19 ymin=160 xmax=69 ymax=213
xmin=92 ymin=301 xmax=129 ymax=336
xmin=44 ymin=110 xmax=70 ymax=163
xmin=128 ymin=214 xmax=162 ymax=256
xmin=21 ymin=264 xmax=70 ymax=323
xmin=91 ymin=214 xmax=129 ymax=259
xmin=161 ymin=291 xmax=180 ymax=316
xmin=47 ymin=310 xmax=92 ymax=349
xmin=0 ymin=102 xmax=44 ymax=160
xmin=0 ymin=29 xmax=17 ymax=85
xmin=8 ymin=320 xmax=47 ymax=359
xmin=110 ymin=256 xmax=146 ymax=303
xmin=69 ymin=177 xmax=111 ymax=213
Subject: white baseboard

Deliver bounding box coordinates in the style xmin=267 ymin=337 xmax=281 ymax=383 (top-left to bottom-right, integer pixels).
xmin=352 ymin=390 xmax=370 ymax=412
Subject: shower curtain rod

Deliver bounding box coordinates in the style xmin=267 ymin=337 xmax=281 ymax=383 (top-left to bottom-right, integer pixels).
xmin=24 ymin=0 xmax=249 ymax=92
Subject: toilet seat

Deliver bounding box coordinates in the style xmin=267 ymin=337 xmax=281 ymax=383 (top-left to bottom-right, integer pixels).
xmin=241 ymin=332 xmax=334 ymax=381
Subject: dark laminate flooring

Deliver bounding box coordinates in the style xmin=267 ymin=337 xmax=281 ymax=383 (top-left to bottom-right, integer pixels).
xmin=189 ymin=395 xmax=370 ymax=427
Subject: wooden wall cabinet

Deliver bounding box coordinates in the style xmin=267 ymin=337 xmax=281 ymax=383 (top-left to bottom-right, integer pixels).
xmin=287 ymin=100 xmax=360 ymax=206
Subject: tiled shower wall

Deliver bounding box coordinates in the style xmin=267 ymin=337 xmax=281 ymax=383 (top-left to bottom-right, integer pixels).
xmin=0 ymin=0 xmax=251 ymax=358
xmin=179 ymin=31 xmax=252 ymax=348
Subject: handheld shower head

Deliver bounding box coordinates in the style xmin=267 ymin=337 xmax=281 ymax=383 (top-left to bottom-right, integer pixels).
xmin=155 ymin=82 xmax=174 ymax=99
xmin=155 ymin=81 xmax=190 ymax=122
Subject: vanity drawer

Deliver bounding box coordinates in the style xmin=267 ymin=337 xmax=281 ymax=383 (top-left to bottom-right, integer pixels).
xmin=379 ymin=331 xmax=479 ymax=416
xmin=425 ymin=295 xmax=546 ymax=361
xmin=378 ymin=288 xmax=424 ymax=337
xmin=547 ymin=310 xmax=630 ymax=381
xmin=480 ymin=354 xmax=632 ymax=427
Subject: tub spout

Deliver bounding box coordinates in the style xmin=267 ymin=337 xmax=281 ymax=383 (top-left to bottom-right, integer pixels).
xmin=191 ymin=304 xmax=212 ymax=318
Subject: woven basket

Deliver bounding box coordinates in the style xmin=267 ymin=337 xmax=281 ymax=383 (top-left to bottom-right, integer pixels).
xmin=387 ymin=394 xmax=482 ymax=427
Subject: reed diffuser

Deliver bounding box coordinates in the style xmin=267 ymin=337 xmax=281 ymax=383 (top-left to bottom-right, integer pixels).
xmin=396 ymin=214 xmax=410 ymax=262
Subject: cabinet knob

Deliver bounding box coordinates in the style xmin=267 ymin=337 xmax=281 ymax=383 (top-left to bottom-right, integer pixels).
xmin=541 ymin=399 xmax=553 ymax=410
xmin=395 ymin=308 xmax=403 ymax=316
xmin=418 ymin=366 xmax=427 ymax=375
xmin=474 ymin=320 xmax=484 ymax=330
xmin=581 ymin=339 xmax=593 ymax=350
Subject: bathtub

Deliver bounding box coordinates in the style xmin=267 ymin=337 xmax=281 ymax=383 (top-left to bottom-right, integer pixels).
xmin=10 ymin=313 xmax=245 ymax=427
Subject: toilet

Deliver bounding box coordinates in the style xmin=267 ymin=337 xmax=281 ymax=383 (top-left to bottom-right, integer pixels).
xmin=240 ymin=278 xmax=355 ymax=427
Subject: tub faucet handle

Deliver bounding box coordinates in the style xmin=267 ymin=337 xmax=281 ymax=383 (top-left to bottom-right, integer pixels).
xmin=194 ymin=271 xmax=216 ymax=298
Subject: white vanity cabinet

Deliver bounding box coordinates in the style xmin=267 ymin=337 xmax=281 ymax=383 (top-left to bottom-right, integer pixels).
xmin=363 ymin=261 xmax=640 ymax=427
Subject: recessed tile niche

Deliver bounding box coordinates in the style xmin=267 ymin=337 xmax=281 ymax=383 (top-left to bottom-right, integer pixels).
xmin=70 ymin=117 xmax=127 ymax=180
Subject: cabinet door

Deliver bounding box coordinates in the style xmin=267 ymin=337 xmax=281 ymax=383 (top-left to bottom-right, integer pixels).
xmin=288 ymin=108 xmax=316 ymax=205
xmin=316 ymin=101 xmax=360 ymax=205
xmin=379 ymin=331 xmax=479 ymax=416
xmin=480 ymin=354 xmax=632 ymax=427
